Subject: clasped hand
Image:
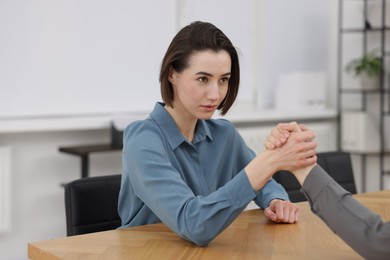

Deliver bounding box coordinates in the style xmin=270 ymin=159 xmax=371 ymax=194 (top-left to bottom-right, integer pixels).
xmin=262 ymin=122 xmax=317 ymax=224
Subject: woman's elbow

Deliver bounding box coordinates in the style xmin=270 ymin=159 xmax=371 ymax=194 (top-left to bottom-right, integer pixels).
xmin=180 ymin=231 xmax=215 ymax=247
xmin=186 ymin=236 xmax=213 ymax=247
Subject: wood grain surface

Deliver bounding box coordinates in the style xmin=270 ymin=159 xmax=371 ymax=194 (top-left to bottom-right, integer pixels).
xmin=28 ymin=190 xmax=390 ymax=259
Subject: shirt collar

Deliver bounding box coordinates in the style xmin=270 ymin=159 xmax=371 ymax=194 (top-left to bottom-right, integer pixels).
xmin=150 ymin=102 xmax=213 ymax=150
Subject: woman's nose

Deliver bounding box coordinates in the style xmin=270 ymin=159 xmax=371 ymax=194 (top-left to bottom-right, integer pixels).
xmin=207 ymin=82 xmax=220 ymax=100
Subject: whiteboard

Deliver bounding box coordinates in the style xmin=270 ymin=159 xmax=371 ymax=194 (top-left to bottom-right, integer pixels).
xmin=0 ymin=0 xmax=176 ymax=118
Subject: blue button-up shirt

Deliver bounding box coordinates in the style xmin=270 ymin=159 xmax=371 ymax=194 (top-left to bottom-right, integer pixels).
xmin=118 ymin=102 xmax=288 ymax=246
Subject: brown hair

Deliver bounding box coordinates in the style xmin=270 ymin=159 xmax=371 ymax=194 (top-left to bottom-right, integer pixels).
xmin=159 ymin=21 xmax=240 ymax=115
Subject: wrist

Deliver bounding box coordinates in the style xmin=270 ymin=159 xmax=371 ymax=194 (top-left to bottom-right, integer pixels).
xmin=245 ymin=150 xmax=277 ymax=191
xmin=293 ymin=164 xmax=316 ymax=185
xmin=269 ymin=198 xmax=284 ymax=207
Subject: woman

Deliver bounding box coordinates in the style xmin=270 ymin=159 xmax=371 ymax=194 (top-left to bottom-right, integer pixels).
xmin=118 ymin=21 xmax=317 ymax=246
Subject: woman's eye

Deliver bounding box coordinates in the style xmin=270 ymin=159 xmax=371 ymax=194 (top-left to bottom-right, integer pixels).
xmin=198 ymin=77 xmax=208 ymax=83
xmin=220 ymin=77 xmax=230 ymax=85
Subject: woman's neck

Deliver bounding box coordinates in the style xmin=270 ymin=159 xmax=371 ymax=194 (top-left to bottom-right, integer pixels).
xmin=165 ymin=105 xmax=197 ymax=142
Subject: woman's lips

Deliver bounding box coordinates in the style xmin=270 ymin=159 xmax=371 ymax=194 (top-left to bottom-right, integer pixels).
xmin=201 ymin=105 xmax=217 ymax=112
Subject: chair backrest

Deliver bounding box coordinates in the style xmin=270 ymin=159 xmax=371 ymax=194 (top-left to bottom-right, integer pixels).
xmin=64 ymin=174 xmax=122 ymax=236
xmin=273 ymin=151 xmax=357 ymax=202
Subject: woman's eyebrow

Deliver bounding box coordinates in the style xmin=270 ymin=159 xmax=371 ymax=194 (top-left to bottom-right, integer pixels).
xmin=195 ymin=71 xmax=213 ymax=76
xmin=195 ymin=72 xmax=231 ymax=77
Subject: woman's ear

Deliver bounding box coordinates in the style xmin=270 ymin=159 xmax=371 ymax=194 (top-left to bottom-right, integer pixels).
xmin=168 ymin=67 xmax=175 ymax=84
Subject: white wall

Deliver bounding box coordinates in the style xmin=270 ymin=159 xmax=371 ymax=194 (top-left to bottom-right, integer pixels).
xmin=260 ymin=0 xmax=331 ymax=108
xmin=0 ymin=0 xmax=176 ymax=118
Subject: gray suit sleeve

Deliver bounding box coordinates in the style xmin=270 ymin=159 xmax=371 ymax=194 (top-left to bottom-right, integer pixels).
xmin=301 ymin=165 xmax=390 ymax=259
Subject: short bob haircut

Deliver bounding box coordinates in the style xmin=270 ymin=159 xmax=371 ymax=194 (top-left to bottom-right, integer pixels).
xmin=159 ymin=21 xmax=240 ymax=116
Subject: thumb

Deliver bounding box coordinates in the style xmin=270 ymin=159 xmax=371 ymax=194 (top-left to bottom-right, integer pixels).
xmin=299 ymin=124 xmax=309 ymax=131
xmin=264 ymin=207 xmax=277 ymax=222
xmin=281 ymin=121 xmax=301 ymax=133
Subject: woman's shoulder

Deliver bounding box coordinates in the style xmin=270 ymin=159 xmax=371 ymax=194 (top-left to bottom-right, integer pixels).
xmin=206 ymin=118 xmax=235 ymax=130
xmin=205 ymin=118 xmax=237 ymax=136
xmin=124 ymin=118 xmax=162 ymax=142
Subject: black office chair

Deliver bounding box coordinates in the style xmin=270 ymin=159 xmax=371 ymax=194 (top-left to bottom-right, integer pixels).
xmin=273 ymin=151 xmax=357 ymax=202
xmin=64 ymin=174 xmax=122 ymax=236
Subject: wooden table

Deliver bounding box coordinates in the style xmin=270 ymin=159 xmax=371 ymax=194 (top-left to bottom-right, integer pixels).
xmin=28 ymin=190 xmax=390 ymax=259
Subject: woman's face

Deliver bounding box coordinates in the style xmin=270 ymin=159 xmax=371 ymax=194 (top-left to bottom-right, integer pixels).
xmin=169 ymin=50 xmax=231 ymax=120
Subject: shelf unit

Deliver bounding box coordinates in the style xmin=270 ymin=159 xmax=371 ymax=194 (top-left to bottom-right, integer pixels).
xmin=337 ymin=0 xmax=390 ymax=191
